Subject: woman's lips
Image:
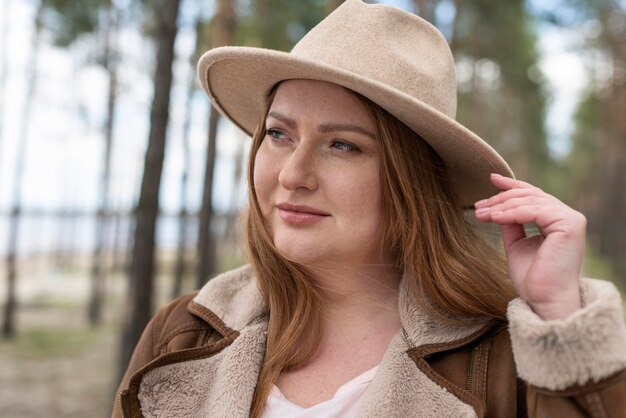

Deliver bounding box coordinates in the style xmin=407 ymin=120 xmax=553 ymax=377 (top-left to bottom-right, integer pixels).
xmin=276 ymin=203 xmax=330 ymax=225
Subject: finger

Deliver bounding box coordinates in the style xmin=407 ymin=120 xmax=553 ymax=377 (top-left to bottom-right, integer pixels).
xmin=499 ymin=223 xmax=527 ymax=251
xmin=488 ymin=205 xmax=563 ymax=232
xmin=475 ymin=176 xmax=544 ymax=208
xmin=489 ymin=173 xmax=538 ymax=192
xmin=480 ymin=196 xmax=554 ymax=216
xmin=474 ymin=196 xmax=550 ymax=223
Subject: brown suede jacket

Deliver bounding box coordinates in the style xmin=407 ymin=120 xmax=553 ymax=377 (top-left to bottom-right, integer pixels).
xmin=113 ymin=266 xmax=626 ymax=418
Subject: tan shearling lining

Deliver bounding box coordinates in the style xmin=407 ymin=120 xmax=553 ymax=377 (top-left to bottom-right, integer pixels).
xmin=356 ymin=332 xmax=478 ymax=417
xmin=192 ymin=264 xmax=266 ymax=331
xmin=139 ymin=267 xmax=483 ymax=417
xmin=399 ymin=275 xmax=489 ymax=346
xmin=136 ymin=266 xmax=626 ymax=416
xmin=138 ymin=320 xmax=267 ymax=418
xmin=138 ymin=319 xmax=478 ymax=418
xmin=507 ymin=278 xmax=626 ymax=390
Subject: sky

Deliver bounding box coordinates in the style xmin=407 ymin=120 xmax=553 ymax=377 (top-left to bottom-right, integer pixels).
xmin=0 ymin=0 xmax=595 ymax=220
xmin=0 ymin=0 xmax=252 ymax=217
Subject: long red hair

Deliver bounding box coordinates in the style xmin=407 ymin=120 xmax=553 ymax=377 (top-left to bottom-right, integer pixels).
xmin=246 ymin=86 xmax=516 ymax=417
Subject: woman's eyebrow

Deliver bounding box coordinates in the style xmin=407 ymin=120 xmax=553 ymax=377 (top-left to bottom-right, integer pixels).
xmin=268 ymin=111 xmax=376 ymax=140
xmin=267 ymin=111 xmax=297 ymax=129
xmin=318 ymin=123 xmax=376 ymax=140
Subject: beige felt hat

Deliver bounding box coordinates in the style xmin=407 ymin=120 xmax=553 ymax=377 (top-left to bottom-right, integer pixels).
xmin=197 ymin=0 xmax=514 ymax=208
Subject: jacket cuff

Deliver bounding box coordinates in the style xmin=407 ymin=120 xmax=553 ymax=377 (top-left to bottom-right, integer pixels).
xmin=507 ymin=278 xmax=626 ymax=390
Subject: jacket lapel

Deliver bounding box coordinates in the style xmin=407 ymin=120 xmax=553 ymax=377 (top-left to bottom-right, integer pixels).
xmin=136 ymin=265 xmax=488 ymax=417
xmin=355 ymin=277 xmax=484 ymax=417
xmin=356 ymin=332 xmax=478 ymax=417
xmin=138 ymin=316 xmax=268 ymax=418
xmin=138 ymin=265 xmax=269 ymax=417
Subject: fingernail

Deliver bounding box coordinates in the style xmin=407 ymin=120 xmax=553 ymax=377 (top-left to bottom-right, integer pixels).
xmin=475 ymin=207 xmax=490 ymax=214
xmin=491 ymin=210 xmax=503 ymax=217
xmin=491 ymin=173 xmax=512 ymax=182
xmin=474 ymin=199 xmax=489 ymax=207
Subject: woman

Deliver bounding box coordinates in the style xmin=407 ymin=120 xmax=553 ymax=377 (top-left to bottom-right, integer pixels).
xmin=113 ymin=1 xmax=626 ymax=417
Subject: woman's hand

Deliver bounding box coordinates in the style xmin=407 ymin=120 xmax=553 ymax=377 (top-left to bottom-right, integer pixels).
xmin=474 ymin=173 xmax=586 ymax=320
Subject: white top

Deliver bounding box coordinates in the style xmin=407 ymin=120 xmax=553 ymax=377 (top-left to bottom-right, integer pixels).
xmin=260 ymin=365 xmax=379 ymax=418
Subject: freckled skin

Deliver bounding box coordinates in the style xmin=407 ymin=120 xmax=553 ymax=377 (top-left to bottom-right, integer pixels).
xmin=253 ymin=80 xmax=392 ymax=269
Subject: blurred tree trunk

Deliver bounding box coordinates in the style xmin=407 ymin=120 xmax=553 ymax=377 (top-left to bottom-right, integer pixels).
xmin=88 ymin=0 xmax=119 ymax=326
xmin=448 ymin=0 xmax=462 ymax=51
xmin=172 ymin=19 xmax=200 ymax=299
xmin=120 ymin=0 xmax=182 ymax=373
xmin=121 ymin=162 xmax=142 ymax=276
xmin=111 ymin=166 xmax=138 ymax=274
xmin=555 ymin=1 xmax=625 ymax=283
xmin=196 ymin=0 xmax=237 ymax=289
xmin=596 ymin=22 xmax=626 ymax=278
xmin=253 ymin=0 xmax=270 ymax=46
xmin=2 ymin=0 xmax=45 ymax=339
xmin=56 ymin=85 xmax=90 ymax=270
xmin=326 ymin=0 xmax=343 ymax=15
xmin=224 ymin=132 xmax=246 ymax=244
xmin=110 ymin=202 xmax=125 ymax=272
xmin=0 ymin=0 xmax=11 ymax=183
xmin=450 ymin=0 xmax=548 ymax=186
xmin=39 ymin=0 xmax=124 ymax=326
xmin=197 ymin=107 xmax=219 ymax=289
xmin=412 ymin=0 xmax=436 ymax=23
xmin=55 ymin=120 xmax=77 ymax=270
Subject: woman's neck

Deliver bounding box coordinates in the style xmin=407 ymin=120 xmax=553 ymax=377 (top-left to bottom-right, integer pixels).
xmin=307 ymin=262 xmax=402 ymax=341
xmin=273 ymin=262 xmax=402 ymax=408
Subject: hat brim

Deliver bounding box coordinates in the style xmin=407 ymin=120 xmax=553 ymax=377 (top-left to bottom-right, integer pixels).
xmin=198 ymin=46 xmax=514 ymax=208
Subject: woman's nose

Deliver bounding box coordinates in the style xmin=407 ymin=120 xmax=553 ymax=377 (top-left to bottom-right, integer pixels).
xmin=278 ymin=144 xmax=319 ymax=191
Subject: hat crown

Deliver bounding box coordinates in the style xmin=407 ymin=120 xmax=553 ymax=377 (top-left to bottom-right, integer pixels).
xmin=196 ymin=0 xmax=513 ymax=207
xmin=290 ymin=0 xmax=457 ymax=118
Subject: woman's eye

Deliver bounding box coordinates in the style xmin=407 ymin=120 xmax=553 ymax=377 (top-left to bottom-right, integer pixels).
xmin=330 ymin=140 xmax=360 ymax=153
xmin=266 ymin=128 xmax=287 ymax=140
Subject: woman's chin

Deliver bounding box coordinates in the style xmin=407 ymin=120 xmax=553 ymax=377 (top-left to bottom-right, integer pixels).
xmin=276 ymin=247 xmax=323 ymax=267
xmin=273 ymin=239 xmax=326 ymax=267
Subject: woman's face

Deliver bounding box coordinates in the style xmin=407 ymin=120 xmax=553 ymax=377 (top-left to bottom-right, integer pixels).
xmin=253 ymin=79 xmax=391 ymax=268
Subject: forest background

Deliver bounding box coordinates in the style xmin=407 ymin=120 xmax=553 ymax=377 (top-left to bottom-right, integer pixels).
xmin=0 ymin=0 xmax=625 ymax=416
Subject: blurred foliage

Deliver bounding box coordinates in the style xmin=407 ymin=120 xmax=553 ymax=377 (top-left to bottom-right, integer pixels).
xmin=559 ymin=0 xmax=626 ymax=282
xmin=192 ymin=0 xmax=326 ymax=63
xmin=43 ymin=0 xmax=105 ymax=47
xmin=236 ymin=0 xmax=326 ymax=49
xmin=563 ymin=89 xmax=600 ymax=203
xmin=2 ymin=0 xmax=622 ymax=311
xmin=583 ymin=249 xmax=618 ymax=284
xmin=452 ymin=0 xmax=549 ymax=186
xmin=137 ymin=0 xmax=164 ymax=40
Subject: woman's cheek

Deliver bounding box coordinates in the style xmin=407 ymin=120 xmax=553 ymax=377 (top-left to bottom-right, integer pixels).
xmin=253 ymin=148 xmax=276 ymax=216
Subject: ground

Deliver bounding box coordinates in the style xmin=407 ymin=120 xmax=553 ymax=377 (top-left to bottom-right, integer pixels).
xmin=0 ymin=300 xmax=119 ymax=418
xmin=0 ymin=260 xmax=172 ymax=418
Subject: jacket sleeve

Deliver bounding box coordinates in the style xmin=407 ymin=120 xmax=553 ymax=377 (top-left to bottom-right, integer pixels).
xmin=111 ymin=303 xmax=170 ymax=418
xmin=507 ymin=278 xmax=626 ymax=417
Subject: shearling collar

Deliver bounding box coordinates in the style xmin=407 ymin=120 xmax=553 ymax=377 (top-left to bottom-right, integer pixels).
xmin=192 ymin=264 xmax=267 ymax=332
xmin=137 ymin=265 xmax=484 ymax=417
xmin=192 ymin=264 xmax=487 ymax=344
